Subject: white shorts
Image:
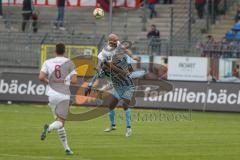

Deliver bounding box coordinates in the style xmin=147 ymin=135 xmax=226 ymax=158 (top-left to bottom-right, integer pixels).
xmin=48 ymin=94 xmax=70 ymax=120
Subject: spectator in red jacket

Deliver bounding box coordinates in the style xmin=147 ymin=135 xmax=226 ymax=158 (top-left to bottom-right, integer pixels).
xmin=148 ymin=0 xmax=157 ymax=19
xmin=97 ymin=0 xmax=109 ymax=12
xmin=195 ymin=0 xmax=206 ymax=19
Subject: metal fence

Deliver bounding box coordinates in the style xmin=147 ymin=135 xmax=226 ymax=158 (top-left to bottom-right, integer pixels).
xmin=0 ymin=18 xmax=98 ymax=36
xmin=134 ymin=38 xmax=240 ymax=57
xmin=1 ymin=0 xmax=238 ymax=43
xmin=132 ymin=37 xmax=203 ymax=56
xmin=138 ymin=0 xmax=239 ymax=57
xmin=0 ymin=32 xmax=105 ymax=73
xmin=200 ymin=40 xmax=240 ymax=58
xmin=172 ymin=0 xmax=238 ymax=40
xmin=0 ymin=32 xmax=44 ymax=68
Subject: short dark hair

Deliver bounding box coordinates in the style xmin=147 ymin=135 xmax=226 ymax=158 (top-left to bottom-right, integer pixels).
xmin=56 ymin=43 xmax=65 ymax=55
xmin=151 ymin=24 xmax=156 ymax=28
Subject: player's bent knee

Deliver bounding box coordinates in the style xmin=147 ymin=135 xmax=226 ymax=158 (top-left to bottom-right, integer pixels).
xmin=122 ymin=101 xmax=131 ymax=110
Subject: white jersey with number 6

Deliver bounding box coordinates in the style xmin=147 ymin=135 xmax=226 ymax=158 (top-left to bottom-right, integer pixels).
xmin=40 ymin=56 xmax=77 ymax=98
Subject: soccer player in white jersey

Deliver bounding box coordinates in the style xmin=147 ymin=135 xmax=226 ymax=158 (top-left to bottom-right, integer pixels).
xmin=39 ymin=43 xmax=77 ymax=155
xmin=99 ymin=34 xmax=140 ymax=62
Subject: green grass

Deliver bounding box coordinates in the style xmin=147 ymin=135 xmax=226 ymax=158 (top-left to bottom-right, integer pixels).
xmin=0 ymin=104 xmax=240 ymax=160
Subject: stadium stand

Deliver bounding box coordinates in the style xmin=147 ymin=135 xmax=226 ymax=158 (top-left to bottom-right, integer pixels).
xmin=0 ymin=0 xmax=239 ymax=73
xmin=207 ymin=1 xmax=238 ymax=40
xmin=199 ymin=1 xmax=240 ymax=58
xmin=0 ymin=0 xmax=204 ymax=41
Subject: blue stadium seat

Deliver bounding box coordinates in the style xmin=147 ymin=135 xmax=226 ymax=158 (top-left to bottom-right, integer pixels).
xmin=232 ymin=22 xmax=240 ymax=31
xmin=235 ymin=32 xmax=240 ymax=41
xmin=225 ymin=31 xmax=235 ymax=40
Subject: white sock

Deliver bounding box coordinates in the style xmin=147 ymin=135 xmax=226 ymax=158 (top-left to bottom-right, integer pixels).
xmin=57 ymin=127 xmax=70 ymax=151
xmin=48 ymin=121 xmax=63 ymax=132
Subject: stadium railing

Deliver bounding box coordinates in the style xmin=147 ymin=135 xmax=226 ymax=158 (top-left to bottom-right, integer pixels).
xmin=133 ymin=37 xmax=202 ymax=56
xmin=199 ymin=40 xmax=240 ymax=58
xmin=166 ymin=0 xmax=239 ymax=56
xmin=0 ymin=32 xmax=105 ymax=73
xmin=0 ymin=18 xmax=98 ymax=36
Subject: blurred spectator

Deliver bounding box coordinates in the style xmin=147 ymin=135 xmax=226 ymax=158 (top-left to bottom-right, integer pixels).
xmin=148 ymin=0 xmax=157 ymax=19
xmin=206 ymin=35 xmax=214 ymax=43
xmin=208 ymin=0 xmax=220 ymax=23
xmin=235 ymin=9 xmax=240 ymax=23
xmin=225 ymin=31 xmax=235 ymax=41
xmin=147 ymin=24 xmax=160 ymax=38
xmin=97 ymin=0 xmax=109 ymax=12
xmin=233 ymin=65 xmax=240 ymax=77
xmin=54 ymin=0 xmax=66 ymax=30
xmin=22 ymin=0 xmax=33 ymax=32
xmin=32 ymin=10 xmax=38 ymax=33
xmin=147 ymin=25 xmax=161 ymax=54
xmin=199 ymin=34 xmax=240 ymax=58
xmin=163 ymin=0 xmax=173 ymax=4
xmin=207 ymin=69 xmax=217 ymax=82
xmin=195 ymin=0 xmax=206 ymax=19
xmin=0 ymin=0 xmax=2 ymax=18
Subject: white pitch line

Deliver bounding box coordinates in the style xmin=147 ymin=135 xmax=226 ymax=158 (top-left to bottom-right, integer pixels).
xmin=0 ymin=154 xmax=63 ymax=160
xmin=0 ymin=153 xmax=91 ymax=160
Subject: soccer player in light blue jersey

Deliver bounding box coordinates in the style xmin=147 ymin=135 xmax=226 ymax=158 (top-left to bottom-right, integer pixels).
xmin=85 ymin=34 xmax=137 ymax=137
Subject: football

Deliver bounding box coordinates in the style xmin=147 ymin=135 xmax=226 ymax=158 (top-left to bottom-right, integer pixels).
xmin=93 ymin=8 xmax=104 ymax=19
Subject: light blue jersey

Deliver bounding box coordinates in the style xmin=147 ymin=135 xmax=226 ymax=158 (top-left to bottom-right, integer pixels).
xmin=90 ymin=52 xmax=134 ymax=100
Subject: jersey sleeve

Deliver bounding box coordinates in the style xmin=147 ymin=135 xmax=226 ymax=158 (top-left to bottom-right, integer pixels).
xmin=98 ymin=51 xmax=105 ymax=62
xmin=117 ymin=41 xmax=126 ymax=50
xmin=40 ymin=61 xmax=48 ymax=74
xmin=88 ymin=69 xmax=106 ymax=87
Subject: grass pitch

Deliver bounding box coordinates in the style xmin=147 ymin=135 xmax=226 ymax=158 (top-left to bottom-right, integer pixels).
xmin=0 ymin=104 xmax=240 ymax=160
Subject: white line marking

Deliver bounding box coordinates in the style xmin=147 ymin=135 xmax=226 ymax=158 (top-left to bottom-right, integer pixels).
xmin=0 ymin=153 xmax=91 ymax=160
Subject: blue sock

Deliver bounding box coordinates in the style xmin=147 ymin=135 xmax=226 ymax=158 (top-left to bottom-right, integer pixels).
xmin=125 ymin=109 xmax=131 ymax=128
xmin=109 ymin=109 xmax=116 ymax=127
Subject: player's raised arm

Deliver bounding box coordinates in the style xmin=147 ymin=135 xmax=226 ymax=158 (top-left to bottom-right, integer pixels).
xmin=85 ymin=71 xmax=102 ymax=96
xmin=119 ymin=41 xmax=140 ymax=62
xmin=85 ymin=51 xmax=108 ymax=96
xmin=125 ymin=48 xmax=140 ymax=62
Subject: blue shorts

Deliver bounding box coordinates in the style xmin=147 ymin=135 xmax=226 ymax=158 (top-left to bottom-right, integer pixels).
xmin=111 ymin=86 xmax=134 ymax=100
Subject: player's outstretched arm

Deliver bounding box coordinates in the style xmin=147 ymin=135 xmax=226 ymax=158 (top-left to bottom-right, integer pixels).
xmin=85 ymin=71 xmax=102 ymax=96
xmin=124 ymin=48 xmax=140 ymax=62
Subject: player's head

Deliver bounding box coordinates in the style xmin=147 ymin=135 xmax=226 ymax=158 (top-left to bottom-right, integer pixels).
xmin=108 ymin=33 xmax=119 ymax=48
xmin=55 ymin=43 xmax=65 ymax=56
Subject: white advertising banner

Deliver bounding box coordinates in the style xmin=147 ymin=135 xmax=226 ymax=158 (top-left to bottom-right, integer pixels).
xmin=2 ymin=0 xmax=139 ymax=7
xmin=80 ymin=0 xmax=96 ymax=6
xmin=168 ymin=56 xmax=208 ymax=81
xmin=126 ymin=0 xmax=136 ymax=7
